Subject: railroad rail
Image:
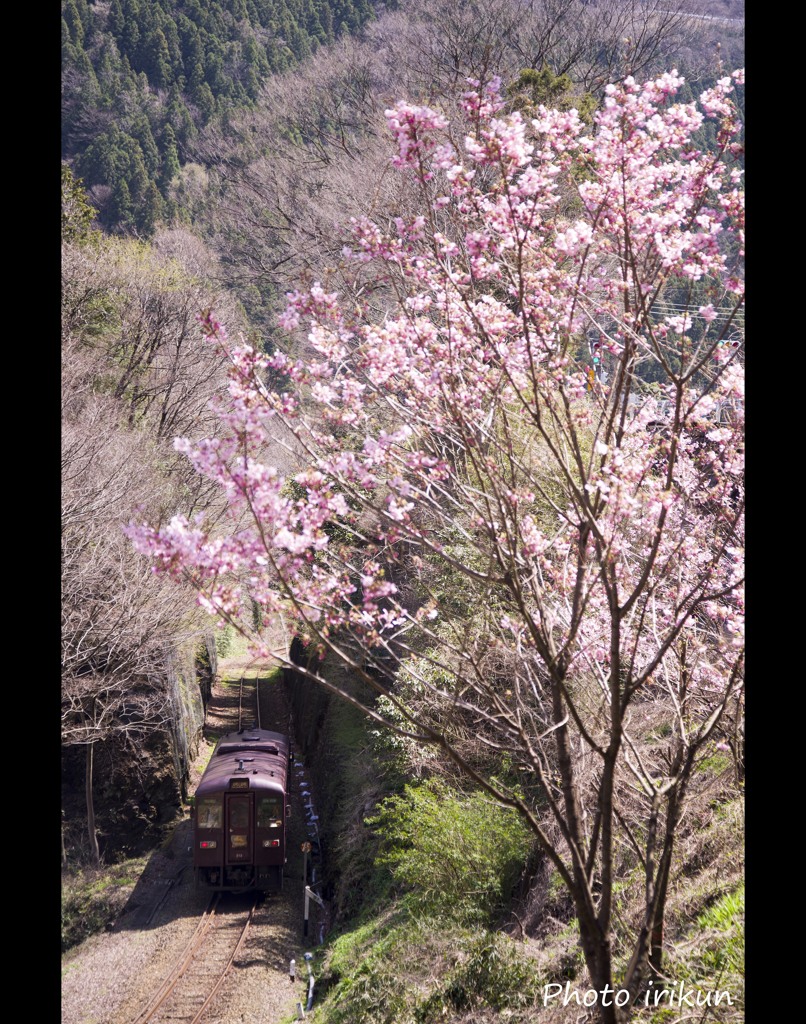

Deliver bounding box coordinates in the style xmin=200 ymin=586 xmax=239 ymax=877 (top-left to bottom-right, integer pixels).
xmin=237 ymin=674 xmax=261 ymax=731
xmin=132 ymin=893 xmax=258 ymax=1024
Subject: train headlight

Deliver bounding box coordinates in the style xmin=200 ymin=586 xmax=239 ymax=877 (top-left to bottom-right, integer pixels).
xmin=199 ymin=840 xmax=217 ymax=849
xmin=263 ymin=839 xmax=281 ymax=848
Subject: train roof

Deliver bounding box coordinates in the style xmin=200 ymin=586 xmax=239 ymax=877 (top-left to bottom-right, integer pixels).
xmin=213 ymin=728 xmax=289 ymax=756
xmin=195 ymin=728 xmax=290 ymax=798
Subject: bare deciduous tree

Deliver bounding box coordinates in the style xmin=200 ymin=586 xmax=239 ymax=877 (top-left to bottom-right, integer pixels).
xmin=61 ymin=227 xmax=242 ymax=862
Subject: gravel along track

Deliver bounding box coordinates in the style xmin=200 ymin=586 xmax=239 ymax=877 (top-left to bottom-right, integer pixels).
xmin=61 ymin=666 xmax=328 ymax=1024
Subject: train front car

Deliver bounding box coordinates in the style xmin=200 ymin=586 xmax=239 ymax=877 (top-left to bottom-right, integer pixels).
xmin=193 ymin=728 xmax=290 ymax=892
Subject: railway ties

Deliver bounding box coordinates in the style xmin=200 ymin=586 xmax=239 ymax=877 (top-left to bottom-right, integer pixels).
xmin=237 ymin=674 xmax=262 ymax=732
xmin=132 ymin=894 xmax=257 ymax=1024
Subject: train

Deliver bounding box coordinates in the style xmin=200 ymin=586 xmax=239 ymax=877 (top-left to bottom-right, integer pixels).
xmin=192 ymin=727 xmax=290 ymax=892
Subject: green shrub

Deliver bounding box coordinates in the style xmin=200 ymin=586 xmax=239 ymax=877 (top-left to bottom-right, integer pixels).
xmin=367 ymin=779 xmax=532 ymax=925
xmin=214 ymin=624 xmax=233 ymax=657
xmin=320 ymin=920 xmax=412 ymax=1024
xmin=434 ymin=930 xmax=543 ymax=1015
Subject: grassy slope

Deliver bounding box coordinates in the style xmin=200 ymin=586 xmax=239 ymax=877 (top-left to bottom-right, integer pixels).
xmin=295 ymin=697 xmax=743 ymax=1024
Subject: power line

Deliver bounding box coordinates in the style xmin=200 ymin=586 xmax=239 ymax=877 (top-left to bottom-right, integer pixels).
xmin=649 ymin=302 xmax=744 ymax=326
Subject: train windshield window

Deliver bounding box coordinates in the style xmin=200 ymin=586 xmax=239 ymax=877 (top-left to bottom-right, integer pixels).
xmin=258 ymin=796 xmax=282 ymax=827
xmin=229 ymin=799 xmax=250 ymax=828
xmin=197 ymin=798 xmax=222 ymax=829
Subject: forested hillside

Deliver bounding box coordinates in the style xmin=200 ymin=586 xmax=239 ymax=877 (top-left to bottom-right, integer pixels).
xmin=62 ymin=3 xmax=744 ymax=1021
xmin=62 ymin=0 xmax=379 ymax=232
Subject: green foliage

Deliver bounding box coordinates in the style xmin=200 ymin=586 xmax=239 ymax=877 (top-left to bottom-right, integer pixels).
xmin=62 ymin=0 xmax=378 ymax=234
xmin=507 ymin=65 xmax=597 ymax=126
xmin=215 ymin=624 xmax=234 ymax=657
xmin=159 ymin=124 xmax=181 ymax=190
xmin=61 ymin=165 xmax=99 ymax=243
xmin=316 ymin=917 xmax=544 ymax=1024
xmin=367 ymin=779 xmax=532 ymax=925
xmin=696 ymin=749 xmax=733 ymax=776
xmin=319 ymin=917 xmax=413 ymax=1024
xmin=694 ymin=883 xmax=744 ymax=977
xmin=325 ymin=917 xmax=384 ymax=980
xmin=655 ymin=883 xmax=744 ymax=1019
xmin=420 ymin=931 xmax=544 ymax=1018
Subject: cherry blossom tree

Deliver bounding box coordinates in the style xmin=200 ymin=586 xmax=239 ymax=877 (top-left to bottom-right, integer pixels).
xmin=129 ymin=69 xmax=744 ymax=1021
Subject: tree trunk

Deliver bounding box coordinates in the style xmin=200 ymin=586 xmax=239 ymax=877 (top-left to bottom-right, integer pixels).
xmin=586 ymin=947 xmax=630 ymax=1024
xmin=86 ymin=740 xmax=100 ymax=867
xmin=649 ymin=789 xmax=682 ymax=976
xmin=649 ymin=858 xmax=671 ymax=979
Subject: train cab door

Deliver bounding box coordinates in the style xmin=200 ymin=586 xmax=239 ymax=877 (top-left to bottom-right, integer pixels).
xmin=225 ymin=793 xmax=253 ymax=864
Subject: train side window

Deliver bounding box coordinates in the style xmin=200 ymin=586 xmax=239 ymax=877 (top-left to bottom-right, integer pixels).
xmin=257 ymin=796 xmax=282 ymax=828
xmin=198 ymin=798 xmax=222 ymax=829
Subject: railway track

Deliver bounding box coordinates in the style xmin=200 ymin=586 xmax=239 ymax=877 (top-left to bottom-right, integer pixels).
xmin=130 ymin=675 xmax=280 ymax=1024
xmin=132 ymin=892 xmax=258 ymax=1024
xmin=237 ymin=674 xmax=260 ymax=731
xmin=122 ymin=663 xmax=316 ymax=1024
